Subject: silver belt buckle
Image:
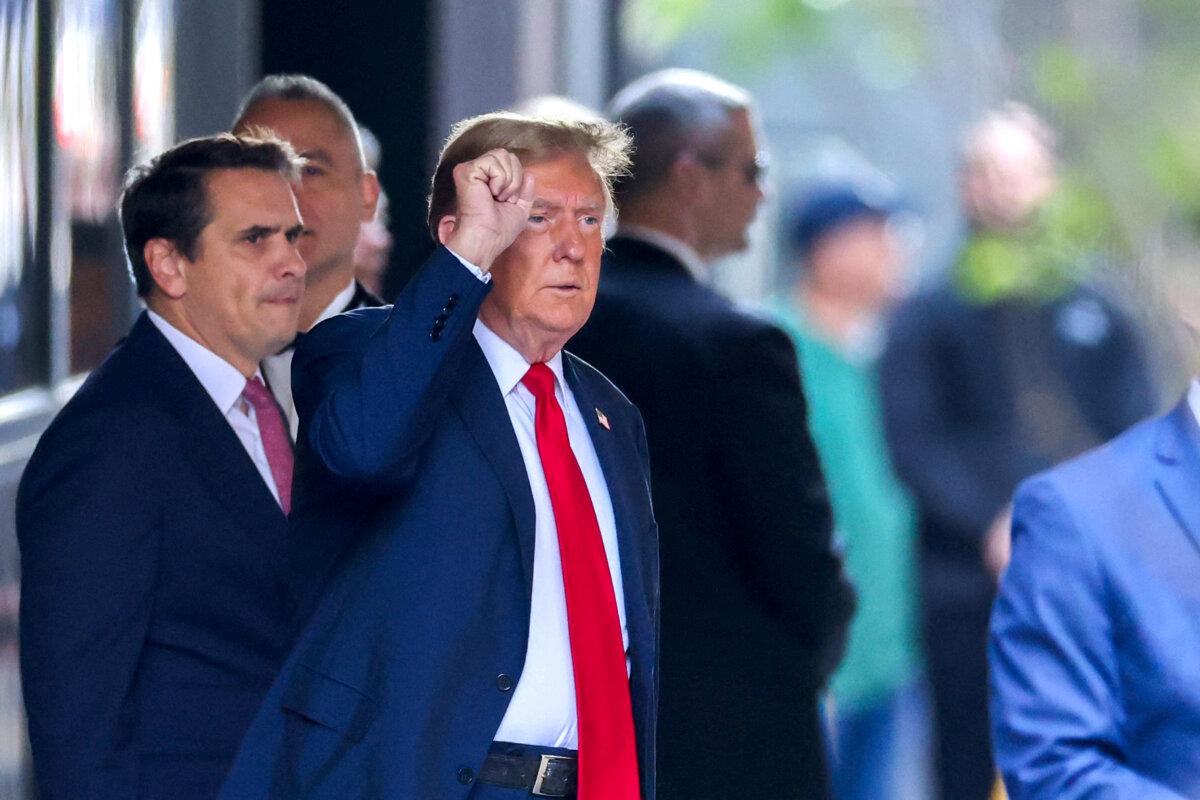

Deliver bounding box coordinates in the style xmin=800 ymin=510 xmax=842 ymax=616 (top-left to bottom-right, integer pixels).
xmin=531 ymin=754 xmax=572 ymax=797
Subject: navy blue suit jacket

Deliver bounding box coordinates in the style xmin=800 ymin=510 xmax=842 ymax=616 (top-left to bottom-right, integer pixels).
xmin=990 ymin=399 xmax=1200 ymax=799
xmin=18 ymin=313 xmax=294 ymax=799
xmin=221 ymin=248 xmax=659 ymax=799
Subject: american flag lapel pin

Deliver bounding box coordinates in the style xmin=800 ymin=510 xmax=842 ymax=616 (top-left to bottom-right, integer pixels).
xmin=595 ymin=408 xmax=611 ymax=430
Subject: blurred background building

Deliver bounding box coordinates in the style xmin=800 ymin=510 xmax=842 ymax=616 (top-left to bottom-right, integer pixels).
xmin=2 ymin=0 xmax=1199 ymax=797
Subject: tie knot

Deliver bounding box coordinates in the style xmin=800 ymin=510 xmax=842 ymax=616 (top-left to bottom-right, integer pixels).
xmin=242 ymin=376 xmax=274 ymax=411
xmin=521 ymin=362 xmax=556 ymax=400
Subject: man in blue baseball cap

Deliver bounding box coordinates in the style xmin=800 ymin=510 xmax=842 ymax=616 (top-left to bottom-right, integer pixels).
xmin=770 ymin=178 xmax=928 ymax=800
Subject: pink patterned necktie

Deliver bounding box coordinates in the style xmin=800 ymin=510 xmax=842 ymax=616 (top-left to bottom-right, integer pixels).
xmin=241 ymin=376 xmax=293 ymax=514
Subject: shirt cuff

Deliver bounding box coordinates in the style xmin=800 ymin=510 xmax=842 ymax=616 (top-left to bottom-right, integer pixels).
xmin=446 ymin=248 xmax=491 ymax=283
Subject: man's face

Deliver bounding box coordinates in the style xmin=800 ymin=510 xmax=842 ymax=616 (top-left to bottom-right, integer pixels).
xmin=479 ymin=154 xmax=605 ymax=360
xmin=175 ymin=168 xmax=305 ymax=370
xmin=693 ymin=108 xmax=766 ymax=259
xmin=236 ymin=98 xmax=377 ymax=280
xmin=809 ymin=217 xmax=905 ymax=314
xmin=962 ymin=123 xmax=1056 ymax=231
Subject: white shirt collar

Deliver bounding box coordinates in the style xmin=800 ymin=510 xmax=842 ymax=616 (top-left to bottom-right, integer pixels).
xmin=147 ymin=309 xmax=254 ymax=414
xmin=616 ymin=223 xmax=709 ymax=281
xmin=1187 ymin=379 xmax=1200 ymax=432
xmin=312 ymin=279 xmax=358 ymax=329
xmin=472 ymin=318 xmax=566 ymax=397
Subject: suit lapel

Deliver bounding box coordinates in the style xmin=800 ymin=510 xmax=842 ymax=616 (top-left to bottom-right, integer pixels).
xmin=1154 ymin=399 xmax=1200 ymax=558
xmin=133 ymin=314 xmax=289 ymax=540
xmin=449 ymin=340 xmax=538 ymax=599
xmin=563 ymin=357 xmax=651 ymax=627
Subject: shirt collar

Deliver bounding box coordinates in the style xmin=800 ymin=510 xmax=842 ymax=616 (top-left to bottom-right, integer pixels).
xmin=1188 ymin=378 xmax=1200 ymax=432
xmin=472 ymin=318 xmax=566 ymax=398
xmin=313 ymin=279 xmax=358 ymax=328
xmin=616 ymin=223 xmax=709 ymax=281
xmin=147 ymin=309 xmax=256 ymax=414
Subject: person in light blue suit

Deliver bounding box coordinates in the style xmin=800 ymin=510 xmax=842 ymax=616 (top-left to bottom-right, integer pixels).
xmin=989 ymin=390 xmax=1200 ymax=800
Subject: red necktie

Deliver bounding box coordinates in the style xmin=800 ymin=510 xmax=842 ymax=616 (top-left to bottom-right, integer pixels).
xmin=521 ymin=363 xmax=640 ymax=799
xmin=242 ymin=376 xmax=293 ymax=514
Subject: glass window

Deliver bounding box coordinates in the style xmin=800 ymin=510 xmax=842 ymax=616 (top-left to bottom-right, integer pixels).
xmin=54 ymin=0 xmax=130 ymax=375
xmin=0 ymin=0 xmax=43 ymax=395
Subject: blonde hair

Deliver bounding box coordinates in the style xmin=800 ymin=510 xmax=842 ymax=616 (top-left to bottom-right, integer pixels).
xmin=426 ymin=112 xmax=631 ymax=240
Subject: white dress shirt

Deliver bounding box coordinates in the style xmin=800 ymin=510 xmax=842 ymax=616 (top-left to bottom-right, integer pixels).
xmin=473 ymin=318 xmax=629 ymax=750
xmin=148 ymin=310 xmax=284 ymax=508
xmin=261 ymin=279 xmax=358 ymax=440
xmin=617 ymin=223 xmax=709 ymax=282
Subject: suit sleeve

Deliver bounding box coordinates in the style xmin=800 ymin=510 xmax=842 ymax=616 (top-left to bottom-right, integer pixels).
xmin=880 ymin=296 xmax=1005 ymax=545
xmin=714 ymin=319 xmax=855 ymax=682
xmin=989 ymin=477 xmax=1188 ymax=800
xmin=18 ymin=410 xmax=159 ymax=800
xmin=293 ymin=247 xmax=491 ymax=486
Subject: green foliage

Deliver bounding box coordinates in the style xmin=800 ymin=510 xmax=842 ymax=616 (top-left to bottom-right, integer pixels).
xmin=1033 ymin=45 xmax=1094 ymax=112
xmin=954 ymin=177 xmax=1112 ymax=304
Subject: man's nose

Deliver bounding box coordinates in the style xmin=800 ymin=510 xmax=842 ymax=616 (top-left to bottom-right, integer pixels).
xmin=280 ymin=238 xmax=307 ymax=278
xmin=553 ymin=220 xmax=585 ymax=262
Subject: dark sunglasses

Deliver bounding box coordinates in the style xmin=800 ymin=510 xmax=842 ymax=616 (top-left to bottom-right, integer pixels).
xmin=693 ymin=150 xmax=768 ymax=185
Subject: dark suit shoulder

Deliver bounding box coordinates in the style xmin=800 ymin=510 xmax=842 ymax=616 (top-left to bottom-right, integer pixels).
xmin=304 ymin=305 xmax=392 ymax=348
xmin=564 ymin=352 xmax=638 ymax=413
xmin=594 ymin=252 xmax=784 ymax=371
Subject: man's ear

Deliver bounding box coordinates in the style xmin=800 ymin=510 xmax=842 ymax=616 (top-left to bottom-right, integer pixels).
xmin=436 ymin=214 xmax=457 ymax=246
xmin=360 ymin=170 xmax=382 ymax=223
xmin=669 ymin=153 xmax=707 ymax=204
xmin=144 ymin=238 xmax=188 ymax=299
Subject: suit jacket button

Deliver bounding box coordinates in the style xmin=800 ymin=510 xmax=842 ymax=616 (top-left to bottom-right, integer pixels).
xmin=496 ymin=673 xmax=514 ymax=692
xmin=429 ymin=330 xmax=442 ymax=342
xmin=457 ymin=767 xmax=475 ymax=785
xmin=445 ymin=294 xmax=459 ymax=310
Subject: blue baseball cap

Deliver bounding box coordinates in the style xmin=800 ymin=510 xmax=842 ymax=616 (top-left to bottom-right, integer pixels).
xmin=786 ymin=181 xmax=902 ymax=257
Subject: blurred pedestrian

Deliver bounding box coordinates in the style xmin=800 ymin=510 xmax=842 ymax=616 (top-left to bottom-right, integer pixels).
xmin=771 ymin=180 xmax=928 ymax=800
xmin=880 ymin=103 xmax=1157 ymax=800
xmin=351 ymin=126 xmax=394 ymax=300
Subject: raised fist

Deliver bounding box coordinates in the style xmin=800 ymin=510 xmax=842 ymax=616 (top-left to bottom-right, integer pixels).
xmin=444 ymin=149 xmax=536 ymax=272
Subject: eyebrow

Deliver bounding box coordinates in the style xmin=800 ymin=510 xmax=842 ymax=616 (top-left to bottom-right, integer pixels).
xmin=237 ymin=224 xmax=280 ymax=239
xmin=530 ymin=198 xmax=604 ymax=212
xmin=235 ymin=223 xmax=305 ymax=240
xmin=299 ymin=148 xmax=334 ymax=165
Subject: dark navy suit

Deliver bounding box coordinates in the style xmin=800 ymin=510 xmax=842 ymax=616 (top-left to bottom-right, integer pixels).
xmin=991 ymin=399 xmax=1200 ymax=800
xmin=221 ymin=248 xmax=659 ymax=799
xmin=18 ymin=314 xmax=294 ymax=799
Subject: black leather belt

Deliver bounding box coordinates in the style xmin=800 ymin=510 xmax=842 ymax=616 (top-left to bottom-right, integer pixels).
xmin=478 ymin=749 xmax=578 ymax=797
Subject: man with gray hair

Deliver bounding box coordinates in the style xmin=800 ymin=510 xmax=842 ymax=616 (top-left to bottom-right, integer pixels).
xmin=570 ymin=68 xmax=855 ymax=800
xmin=233 ymin=74 xmax=384 ymax=438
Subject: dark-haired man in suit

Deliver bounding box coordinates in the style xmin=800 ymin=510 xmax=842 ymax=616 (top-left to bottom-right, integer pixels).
xmin=19 ymin=133 xmax=306 ymax=799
